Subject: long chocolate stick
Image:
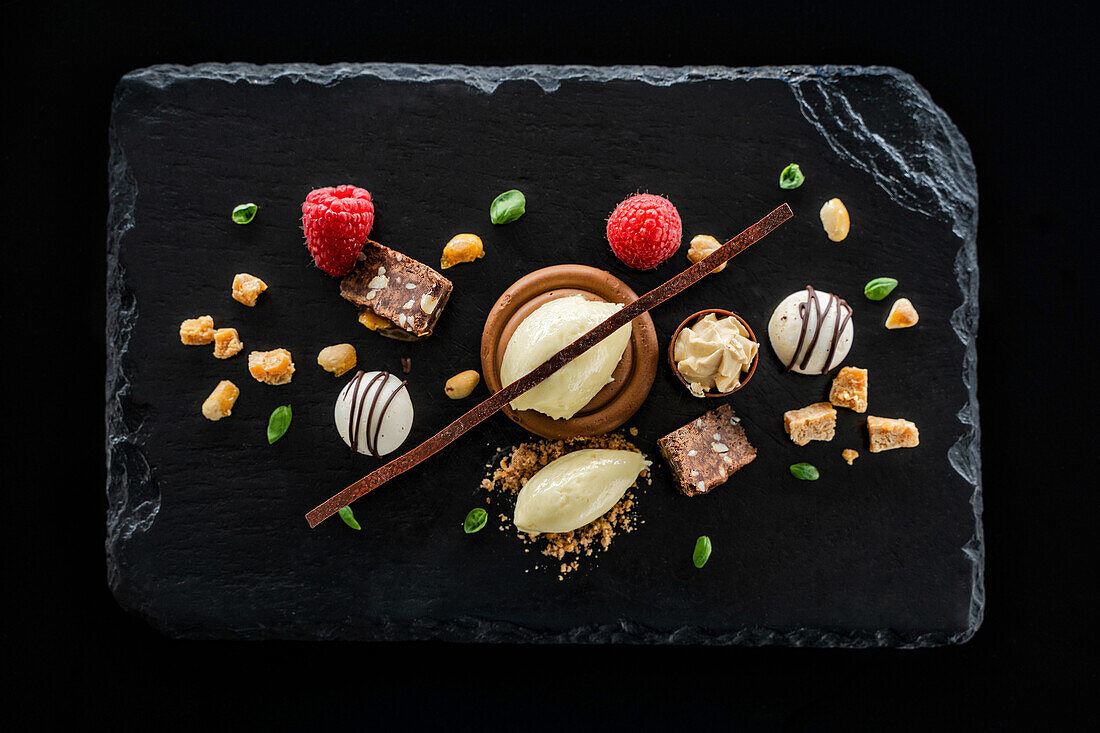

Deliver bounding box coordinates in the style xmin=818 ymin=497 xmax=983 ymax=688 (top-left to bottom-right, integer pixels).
xmin=306 ymin=203 xmax=793 ymax=527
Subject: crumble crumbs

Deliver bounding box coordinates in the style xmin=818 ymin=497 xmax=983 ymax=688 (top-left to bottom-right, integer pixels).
xmin=479 ymin=433 xmax=650 ymax=578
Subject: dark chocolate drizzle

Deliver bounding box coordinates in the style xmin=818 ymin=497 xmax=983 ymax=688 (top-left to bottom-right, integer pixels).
xmin=786 ymin=285 xmax=853 ymax=374
xmin=343 ymin=370 xmax=409 ymax=458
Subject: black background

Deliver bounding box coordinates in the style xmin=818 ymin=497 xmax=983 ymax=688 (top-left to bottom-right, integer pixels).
xmin=3 ymin=0 xmax=1095 ymax=729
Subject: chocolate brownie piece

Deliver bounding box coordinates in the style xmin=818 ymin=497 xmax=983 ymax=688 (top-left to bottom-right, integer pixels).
xmin=340 ymin=240 xmax=453 ymax=339
xmin=658 ymin=403 xmax=756 ymax=497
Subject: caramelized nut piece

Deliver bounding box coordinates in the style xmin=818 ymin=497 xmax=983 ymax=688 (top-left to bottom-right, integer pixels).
xmin=213 ymin=328 xmax=243 ymax=359
xmin=686 ymin=234 xmax=727 ymax=273
xmin=867 ymin=416 xmax=920 ymax=452
xmin=829 ymin=366 xmax=868 ymax=413
xmin=232 ymin=273 xmax=268 ymax=306
xmin=445 ymin=369 xmax=481 ymax=399
xmin=783 ymin=402 xmax=837 ymax=446
xmin=202 ymin=380 xmax=240 ymax=421
xmin=248 ymin=348 xmax=295 ymax=385
xmin=440 ymin=233 xmax=485 ymax=269
xmin=842 ymin=448 xmax=859 ymax=465
xmin=180 ymin=315 xmax=215 ymax=345
xmin=885 ymin=298 xmax=919 ymax=329
xmin=358 ymin=308 xmax=393 ymax=331
xmin=819 ymin=198 xmax=850 ymax=242
xmin=317 ymin=343 xmax=357 ymax=377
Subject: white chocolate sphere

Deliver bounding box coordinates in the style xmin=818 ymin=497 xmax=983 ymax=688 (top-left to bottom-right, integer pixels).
xmin=334 ymin=371 xmax=414 ymax=456
xmin=768 ymin=288 xmax=854 ymax=374
xmin=513 ymin=449 xmax=650 ymax=534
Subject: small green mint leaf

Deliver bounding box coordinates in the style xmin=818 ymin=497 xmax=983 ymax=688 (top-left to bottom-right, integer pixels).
xmin=490 ymin=190 xmax=526 ymax=225
xmin=232 ymin=203 xmax=258 ymax=224
xmin=864 ymin=277 xmax=899 ymax=301
xmin=789 ymin=463 xmax=820 ymax=481
xmin=464 ymin=507 xmax=488 ymax=534
xmin=693 ymin=536 xmax=712 ymax=568
xmin=779 ymin=164 xmax=805 ymax=190
xmin=267 ymin=405 xmax=292 ymax=444
xmin=338 ymin=506 xmax=361 ymax=530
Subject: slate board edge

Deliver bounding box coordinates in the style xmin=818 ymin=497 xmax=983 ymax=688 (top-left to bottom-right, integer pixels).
xmin=105 ymin=63 xmax=982 ymax=647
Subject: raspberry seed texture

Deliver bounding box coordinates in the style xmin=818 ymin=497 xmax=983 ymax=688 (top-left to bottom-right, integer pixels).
xmin=301 ymin=185 xmax=376 ymax=276
xmin=605 ymin=193 xmax=682 ymax=270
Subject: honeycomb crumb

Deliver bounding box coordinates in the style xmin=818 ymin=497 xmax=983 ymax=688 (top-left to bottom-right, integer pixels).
xmin=317 ymin=343 xmax=357 ymax=377
xmin=479 ymin=433 xmax=646 ymax=577
xmin=248 ymin=348 xmax=295 ymax=385
xmin=232 ymin=273 xmax=267 ymax=307
xmin=885 ymin=298 xmax=919 ymax=329
xmin=686 ymin=234 xmax=727 ymax=273
xmin=213 ymin=328 xmax=243 ymax=359
xmin=202 ymin=380 xmax=239 ymax=421
xmin=440 ymin=233 xmax=485 ymax=269
xmin=783 ymin=402 xmax=837 ymax=446
xmin=358 ymin=308 xmax=392 ymax=331
xmin=842 ymin=448 xmax=859 ymax=465
xmin=867 ymin=416 xmax=920 ymax=452
xmin=819 ymin=198 xmax=850 ymax=242
xmin=829 ymin=366 xmax=868 ymax=413
xmin=179 ymin=315 xmax=215 ymax=345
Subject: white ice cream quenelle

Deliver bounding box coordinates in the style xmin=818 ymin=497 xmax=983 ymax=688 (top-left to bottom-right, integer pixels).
xmin=500 ymin=295 xmax=632 ymax=420
xmin=513 ymin=449 xmax=650 ymax=534
xmin=768 ymin=287 xmax=854 ymax=375
xmin=334 ymin=370 xmax=414 ymax=456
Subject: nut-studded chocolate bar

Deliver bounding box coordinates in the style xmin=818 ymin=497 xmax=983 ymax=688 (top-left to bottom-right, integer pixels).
xmin=658 ymin=403 xmax=756 ymax=497
xmin=340 ymin=240 xmax=453 ymax=339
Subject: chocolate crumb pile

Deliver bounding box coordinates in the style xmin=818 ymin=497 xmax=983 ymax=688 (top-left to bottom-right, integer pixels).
xmin=480 ymin=432 xmax=649 ymax=579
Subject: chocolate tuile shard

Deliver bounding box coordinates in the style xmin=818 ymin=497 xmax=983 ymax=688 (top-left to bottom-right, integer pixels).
xmin=305 ymin=203 xmax=793 ymax=527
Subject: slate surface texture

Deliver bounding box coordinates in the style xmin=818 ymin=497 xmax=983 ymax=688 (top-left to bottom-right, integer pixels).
xmin=107 ymin=64 xmax=981 ymax=646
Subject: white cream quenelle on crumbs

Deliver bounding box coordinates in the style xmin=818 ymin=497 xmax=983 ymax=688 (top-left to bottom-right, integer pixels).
xmin=513 ymin=449 xmax=650 ymax=534
xmin=500 ymin=295 xmax=632 ymax=420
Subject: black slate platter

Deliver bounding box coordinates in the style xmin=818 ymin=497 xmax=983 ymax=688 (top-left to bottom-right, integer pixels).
xmin=107 ymin=64 xmax=982 ymax=646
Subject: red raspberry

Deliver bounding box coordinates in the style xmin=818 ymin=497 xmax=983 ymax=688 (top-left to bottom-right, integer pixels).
xmin=301 ymin=185 xmax=376 ymax=276
xmin=605 ymin=193 xmax=682 ymax=269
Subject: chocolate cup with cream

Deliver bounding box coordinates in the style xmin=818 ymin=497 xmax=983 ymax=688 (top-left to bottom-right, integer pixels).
xmin=480 ymin=265 xmax=658 ymax=439
xmin=667 ymin=308 xmax=759 ymax=398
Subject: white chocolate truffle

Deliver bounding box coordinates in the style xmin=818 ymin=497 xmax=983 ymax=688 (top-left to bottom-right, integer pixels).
xmin=500 ymin=295 xmax=632 ymax=420
xmin=334 ymin=370 xmax=413 ymax=457
xmin=513 ymin=449 xmax=650 ymax=534
xmin=768 ymin=287 xmax=854 ymax=374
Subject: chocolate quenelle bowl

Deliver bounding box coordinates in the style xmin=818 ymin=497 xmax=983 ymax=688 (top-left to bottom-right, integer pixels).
xmin=667 ymin=308 xmax=760 ymax=398
xmin=480 ymin=264 xmax=658 ymax=440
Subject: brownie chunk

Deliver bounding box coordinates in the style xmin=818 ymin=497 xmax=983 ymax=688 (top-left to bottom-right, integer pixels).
xmin=658 ymin=403 xmax=756 ymax=497
xmin=340 ymin=240 xmax=453 ymax=338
